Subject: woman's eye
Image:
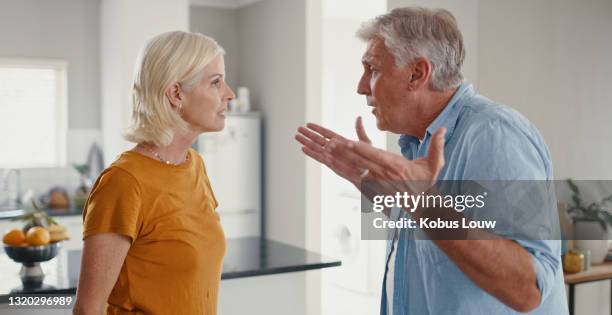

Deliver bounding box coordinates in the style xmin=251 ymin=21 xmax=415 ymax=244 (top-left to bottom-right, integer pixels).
xmin=212 ymin=80 xmax=221 ymax=87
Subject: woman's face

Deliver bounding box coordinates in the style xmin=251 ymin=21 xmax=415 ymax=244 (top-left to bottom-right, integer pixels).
xmin=181 ymin=55 xmax=235 ymax=133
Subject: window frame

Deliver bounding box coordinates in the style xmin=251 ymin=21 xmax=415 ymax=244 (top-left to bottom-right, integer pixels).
xmin=0 ymin=57 xmax=68 ymax=168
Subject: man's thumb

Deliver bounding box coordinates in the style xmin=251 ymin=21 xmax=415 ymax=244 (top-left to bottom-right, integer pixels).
xmin=355 ymin=116 xmax=371 ymax=144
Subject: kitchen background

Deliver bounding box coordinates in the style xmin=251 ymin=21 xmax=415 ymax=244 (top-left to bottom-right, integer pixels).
xmin=0 ymin=0 xmax=611 ymax=314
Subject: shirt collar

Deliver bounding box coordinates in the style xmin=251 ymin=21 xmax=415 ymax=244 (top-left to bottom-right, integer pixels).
xmin=399 ymin=82 xmax=474 ymax=151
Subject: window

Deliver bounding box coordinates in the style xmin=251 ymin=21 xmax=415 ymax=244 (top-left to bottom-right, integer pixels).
xmin=0 ymin=58 xmax=68 ymax=168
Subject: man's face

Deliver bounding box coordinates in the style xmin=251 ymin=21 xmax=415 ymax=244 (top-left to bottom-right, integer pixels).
xmin=357 ymin=37 xmax=414 ymax=133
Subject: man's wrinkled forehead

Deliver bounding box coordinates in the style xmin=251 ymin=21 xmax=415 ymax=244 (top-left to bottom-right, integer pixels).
xmin=362 ymin=37 xmax=388 ymax=65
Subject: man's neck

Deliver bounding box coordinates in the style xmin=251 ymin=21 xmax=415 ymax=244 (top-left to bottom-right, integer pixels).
xmin=415 ymin=87 xmax=459 ymax=140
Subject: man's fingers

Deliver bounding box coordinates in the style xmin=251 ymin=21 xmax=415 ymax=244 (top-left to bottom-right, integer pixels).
xmin=355 ymin=116 xmax=371 ymax=144
xmin=350 ymin=140 xmax=397 ymax=168
xmin=302 ymin=146 xmax=328 ymax=166
xmin=295 ymin=134 xmax=325 ymax=154
xmin=328 ymin=139 xmax=388 ymax=179
xmin=427 ymin=127 xmax=446 ymax=172
xmin=297 ymin=126 xmax=328 ymax=146
xmin=305 ymin=145 xmax=362 ymax=184
xmin=306 ymin=122 xmax=346 ymax=141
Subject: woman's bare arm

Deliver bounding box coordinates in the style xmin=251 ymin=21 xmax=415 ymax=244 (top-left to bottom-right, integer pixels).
xmin=73 ymin=233 xmax=131 ymax=315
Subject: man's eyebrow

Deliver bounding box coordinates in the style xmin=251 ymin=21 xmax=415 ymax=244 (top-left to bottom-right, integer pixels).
xmin=362 ymin=55 xmax=379 ymax=65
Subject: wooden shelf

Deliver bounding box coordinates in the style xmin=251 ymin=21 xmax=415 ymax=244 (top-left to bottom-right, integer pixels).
xmin=564 ymin=261 xmax=612 ymax=284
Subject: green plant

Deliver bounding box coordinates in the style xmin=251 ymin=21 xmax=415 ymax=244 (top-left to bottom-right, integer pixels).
xmin=567 ymin=179 xmax=612 ymax=231
xmin=11 ymin=200 xmax=58 ymax=232
xmin=72 ymin=163 xmax=89 ymax=176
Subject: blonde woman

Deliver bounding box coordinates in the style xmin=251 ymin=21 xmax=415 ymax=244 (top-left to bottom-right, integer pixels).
xmin=73 ymin=31 xmax=235 ymax=314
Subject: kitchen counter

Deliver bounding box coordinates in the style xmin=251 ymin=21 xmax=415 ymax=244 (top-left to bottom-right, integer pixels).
xmin=0 ymin=237 xmax=340 ymax=302
xmin=0 ymin=208 xmax=83 ymax=221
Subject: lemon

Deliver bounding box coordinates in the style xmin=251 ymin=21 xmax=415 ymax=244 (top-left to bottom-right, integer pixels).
xmin=48 ymin=224 xmax=69 ymax=242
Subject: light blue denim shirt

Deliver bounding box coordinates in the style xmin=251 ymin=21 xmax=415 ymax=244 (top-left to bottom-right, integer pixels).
xmin=381 ymin=83 xmax=568 ymax=315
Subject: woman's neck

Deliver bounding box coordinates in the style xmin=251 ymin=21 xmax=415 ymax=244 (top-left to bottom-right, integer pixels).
xmin=133 ymin=129 xmax=199 ymax=165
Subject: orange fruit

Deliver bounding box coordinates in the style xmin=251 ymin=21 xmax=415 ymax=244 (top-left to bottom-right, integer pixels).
xmin=3 ymin=229 xmax=26 ymax=246
xmin=26 ymin=227 xmax=50 ymax=246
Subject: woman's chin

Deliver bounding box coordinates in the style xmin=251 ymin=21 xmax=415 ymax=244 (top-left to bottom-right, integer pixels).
xmin=195 ymin=120 xmax=225 ymax=133
xmin=211 ymin=119 xmax=225 ymax=132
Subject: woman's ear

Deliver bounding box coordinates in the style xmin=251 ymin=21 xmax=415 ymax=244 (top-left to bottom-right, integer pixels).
xmin=165 ymin=83 xmax=184 ymax=108
xmin=407 ymin=57 xmax=431 ymax=90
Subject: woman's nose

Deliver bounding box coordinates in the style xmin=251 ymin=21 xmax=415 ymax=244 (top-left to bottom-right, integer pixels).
xmin=227 ymin=85 xmax=236 ymax=100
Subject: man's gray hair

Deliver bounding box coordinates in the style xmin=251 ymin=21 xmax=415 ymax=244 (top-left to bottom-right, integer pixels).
xmin=357 ymin=7 xmax=465 ymax=91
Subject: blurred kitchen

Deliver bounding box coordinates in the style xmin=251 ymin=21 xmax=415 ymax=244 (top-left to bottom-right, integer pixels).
xmin=0 ymin=0 xmax=611 ymax=314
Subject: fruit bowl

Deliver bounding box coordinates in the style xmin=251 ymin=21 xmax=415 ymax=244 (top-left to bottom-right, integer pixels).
xmin=4 ymin=241 xmax=61 ymax=264
xmin=3 ymin=242 xmax=62 ymax=292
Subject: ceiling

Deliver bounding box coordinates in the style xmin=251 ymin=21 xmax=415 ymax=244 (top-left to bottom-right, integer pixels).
xmin=189 ymin=0 xmax=261 ymax=9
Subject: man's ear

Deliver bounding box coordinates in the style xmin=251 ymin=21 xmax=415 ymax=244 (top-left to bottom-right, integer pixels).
xmin=165 ymin=83 xmax=184 ymax=108
xmin=407 ymin=57 xmax=431 ymax=90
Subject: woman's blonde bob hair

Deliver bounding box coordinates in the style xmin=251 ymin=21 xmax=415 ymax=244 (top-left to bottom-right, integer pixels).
xmin=124 ymin=30 xmax=225 ymax=147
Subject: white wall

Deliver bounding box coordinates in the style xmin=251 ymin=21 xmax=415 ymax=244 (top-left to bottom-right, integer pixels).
xmin=190 ymin=6 xmax=241 ymax=89
xmin=237 ymin=0 xmax=308 ymax=247
xmin=478 ymin=0 xmax=612 ymax=181
xmin=100 ymin=0 xmax=189 ymax=165
xmin=0 ymin=0 xmax=101 ymax=130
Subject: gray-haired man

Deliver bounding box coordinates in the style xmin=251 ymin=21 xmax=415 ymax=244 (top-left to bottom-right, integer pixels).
xmin=296 ymin=7 xmax=568 ymax=315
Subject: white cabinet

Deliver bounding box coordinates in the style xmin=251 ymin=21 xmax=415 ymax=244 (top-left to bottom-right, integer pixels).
xmin=197 ymin=113 xmax=261 ymax=238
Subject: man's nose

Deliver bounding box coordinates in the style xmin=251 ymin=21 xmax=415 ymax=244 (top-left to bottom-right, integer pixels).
xmin=357 ymin=75 xmax=370 ymax=95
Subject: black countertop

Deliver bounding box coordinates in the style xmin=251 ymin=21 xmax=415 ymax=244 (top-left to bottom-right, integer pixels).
xmin=0 ymin=208 xmax=83 ymax=220
xmin=0 ymin=237 xmax=340 ymax=302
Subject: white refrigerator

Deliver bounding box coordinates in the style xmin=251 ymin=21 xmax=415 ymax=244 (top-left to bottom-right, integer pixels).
xmin=196 ymin=113 xmax=261 ymax=238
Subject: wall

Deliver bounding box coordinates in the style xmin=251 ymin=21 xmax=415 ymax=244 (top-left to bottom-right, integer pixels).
xmin=478 ymin=0 xmax=612 ymax=181
xmin=237 ymin=0 xmax=308 ymax=248
xmin=190 ymin=6 xmax=240 ymax=89
xmin=100 ymin=0 xmax=189 ymax=164
xmin=0 ymin=0 xmax=100 ymax=130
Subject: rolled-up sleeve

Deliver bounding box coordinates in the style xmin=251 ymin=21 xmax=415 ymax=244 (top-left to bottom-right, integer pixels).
xmin=517 ymin=239 xmax=562 ymax=302
xmin=461 ymin=116 xmax=562 ymax=302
